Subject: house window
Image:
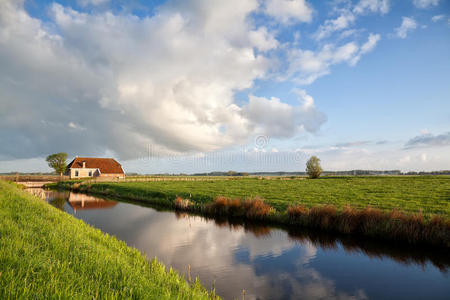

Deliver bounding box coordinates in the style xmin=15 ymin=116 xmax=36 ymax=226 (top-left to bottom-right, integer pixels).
xmin=75 ymin=170 xmax=79 ymax=177
xmin=89 ymin=171 xmax=92 ymax=176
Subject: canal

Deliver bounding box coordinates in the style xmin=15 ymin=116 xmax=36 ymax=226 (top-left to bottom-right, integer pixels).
xmin=30 ymin=188 xmax=450 ymax=300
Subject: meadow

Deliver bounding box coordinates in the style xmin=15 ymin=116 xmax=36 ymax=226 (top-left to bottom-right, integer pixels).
xmin=64 ymin=176 xmax=450 ymax=216
xmin=0 ymin=181 xmax=217 ymax=299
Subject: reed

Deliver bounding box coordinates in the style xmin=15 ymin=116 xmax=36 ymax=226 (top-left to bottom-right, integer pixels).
xmin=286 ymin=204 xmax=450 ymax=247
xmin=204 ymin=196 xmax=273 ymax=219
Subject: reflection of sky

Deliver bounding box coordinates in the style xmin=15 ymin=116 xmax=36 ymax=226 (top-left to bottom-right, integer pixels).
xmin=45 ymin=191 xmax=450 ymax=300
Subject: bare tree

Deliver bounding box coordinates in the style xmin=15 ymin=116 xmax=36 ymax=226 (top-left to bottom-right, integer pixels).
xmin=306 ymin=156 xmax=322 ymax=179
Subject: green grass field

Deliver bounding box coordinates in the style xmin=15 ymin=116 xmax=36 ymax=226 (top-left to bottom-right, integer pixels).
xmin=0 ymin=181 xmax=216 ymax=299
xmin=71 ymin=176 xmax=450 ymax=217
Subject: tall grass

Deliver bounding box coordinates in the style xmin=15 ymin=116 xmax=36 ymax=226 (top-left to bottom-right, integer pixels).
xmin=204 ymin=196 xmax=273 ymax=219
xmin=0 ymin=181 xmax=218 ymax=299
xmin=287 ymin=204 xmax=450 ymax=246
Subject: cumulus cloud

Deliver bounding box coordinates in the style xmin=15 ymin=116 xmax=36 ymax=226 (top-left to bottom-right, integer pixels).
xmin=413 ymin=0 xmax=440 ymax=9
xmin=263 ymin=0 xmax=313 ymax=24
xmin=404 ymin=132 xmax=450 ymax=149
xmin=287 ymin=33 xmax=380 ymax=84
xmin=243 ymin=91 xmax=326 ymax=137
xmin=0 ymin=0 xmax=326 ymax=161
xmin=395 ymin=17 xmax=418 ymax=38
xmin=249 ymin=27 xmax=279 ymax=52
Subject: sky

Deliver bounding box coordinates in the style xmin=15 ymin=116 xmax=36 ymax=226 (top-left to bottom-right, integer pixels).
xmin=0 ymin=0 xmax=449 ymax=174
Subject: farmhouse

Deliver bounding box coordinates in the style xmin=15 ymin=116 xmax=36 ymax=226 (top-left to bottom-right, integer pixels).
xmin=66 ymin=157 xmax=125 ymax=179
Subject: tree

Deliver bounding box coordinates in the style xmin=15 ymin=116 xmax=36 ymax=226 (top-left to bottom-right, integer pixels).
xmin=46 ymin=153 xmax=68 ymax=177
xmin=306 ymin=156 xmax=322 ymax=179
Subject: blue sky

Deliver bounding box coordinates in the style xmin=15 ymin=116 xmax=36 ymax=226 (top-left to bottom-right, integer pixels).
xmin=0 ymin=0 xmax=449 ymax=173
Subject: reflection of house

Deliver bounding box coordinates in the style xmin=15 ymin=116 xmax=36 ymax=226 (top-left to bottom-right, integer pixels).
xmin=66 ymin=157 xmax=125 ymax=179
xmin=68 ymin=193 xmax=118 ymax=211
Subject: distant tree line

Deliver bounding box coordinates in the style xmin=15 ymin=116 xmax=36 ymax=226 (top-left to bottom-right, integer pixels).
xmin=187 ymin=170 xmax=450 ymax=176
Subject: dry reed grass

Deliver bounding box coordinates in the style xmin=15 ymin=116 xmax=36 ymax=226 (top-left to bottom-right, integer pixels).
xmin=287 ymin=203 xmax=450 ymax=247
xmin=205 ymin=196 xmax=273 ymax=219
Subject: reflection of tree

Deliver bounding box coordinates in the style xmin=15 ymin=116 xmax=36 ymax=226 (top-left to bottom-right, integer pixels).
xmin=49 ymin=195 xmax=67 ymax=211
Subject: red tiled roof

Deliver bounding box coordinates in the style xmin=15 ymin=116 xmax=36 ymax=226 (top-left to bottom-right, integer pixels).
xmin=67 ymin=157 xmax=124 ymax=174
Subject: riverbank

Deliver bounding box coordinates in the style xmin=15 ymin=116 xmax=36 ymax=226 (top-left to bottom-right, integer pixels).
xmin=50 ymin=177 xmax=450 ymax=248
xmin=0 ymin=181 xmax=217 ymax=299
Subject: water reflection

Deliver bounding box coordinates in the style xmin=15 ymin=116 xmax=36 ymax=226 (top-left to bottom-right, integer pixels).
xmin=33 ymin=189 xmax=450 ymax=300
xmin=40 ymin=189 xmax=117 ymax=212
xmin=67 ymin=193 xmax=118 ymax=211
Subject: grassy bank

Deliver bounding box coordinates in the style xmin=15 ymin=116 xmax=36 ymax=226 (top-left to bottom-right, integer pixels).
xmin=52 ymin=176 xmax=450 ymax=247
xmin=0 ymin=181 xmax=217 ymax=299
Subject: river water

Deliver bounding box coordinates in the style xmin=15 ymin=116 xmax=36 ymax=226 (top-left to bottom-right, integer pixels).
xmin=31 ymin=188 xmax=450 ymax=300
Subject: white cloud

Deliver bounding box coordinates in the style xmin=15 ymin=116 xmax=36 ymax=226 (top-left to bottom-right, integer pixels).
xmin=249 ymin=27 xmax=279 ymax=52
xmin=360 ymin=33 xmax=381 ymax=53
xmin=395 ymin=17 xmax=417 ymax=39
xmin=313 ymin=0 xmax=386 ymax=41
xmin=431 ymin=14 xmax=445 ymax=22
xmin=242 ymin=92 xmax=326 ymax=137
xmin=413 ymin=0 xmax=440 ymax=9
xmin=299 ymin=142 xmax=450 ymax=172
xmin=0 ymin=0 xmax=325 ymax=161
xmin=68 ymin=122 xmax=86 ymax=131
xmin=263 ymin=0 xmax=314 ymax=24
xmin=353 ymin=0 xmax=390 ymax=15
xmin=287 ymin=34 xmax=380 ymax=84
xmin=287 ymin=43 xmax=357 ymax=84
xmin=78 ymin=0 xmax=110 ymax=7
xmin=314 ymin=12 xmax=355 ymax=40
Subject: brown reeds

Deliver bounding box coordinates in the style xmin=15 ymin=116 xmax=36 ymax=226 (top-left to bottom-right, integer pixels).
xmin=287 ymin=203 xmax=450 ymax=247
xmin=174 ymin=196 xmax=192 ymax=209
xmin=242 ymin=197 xmax=272 ymax=218
xmin=205 ymin=196 xmax=273 ymax=219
